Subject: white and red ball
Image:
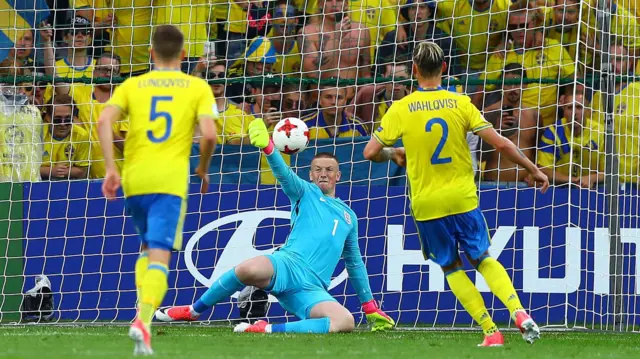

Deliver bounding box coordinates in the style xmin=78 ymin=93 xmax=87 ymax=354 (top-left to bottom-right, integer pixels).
xmin=272 ymin=117 xmax=310 ymax=154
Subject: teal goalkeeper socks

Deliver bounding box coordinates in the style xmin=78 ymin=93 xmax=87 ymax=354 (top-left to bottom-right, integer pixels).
xmin=193 ymin=269 xmax=244 ymax=313
xmin=271 ymin=318 xmax=331 ymax=334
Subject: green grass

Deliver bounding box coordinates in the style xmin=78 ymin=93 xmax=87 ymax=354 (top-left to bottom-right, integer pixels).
xmin=1 ymin=326 xmax=638 ymax=359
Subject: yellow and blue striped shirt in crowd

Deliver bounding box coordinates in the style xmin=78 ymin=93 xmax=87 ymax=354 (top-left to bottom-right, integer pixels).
xmin=302 ymin=111 xmax=369 ymax=139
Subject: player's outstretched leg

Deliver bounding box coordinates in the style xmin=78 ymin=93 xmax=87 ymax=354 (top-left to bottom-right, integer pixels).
xmin=234 ymin=301 xmax=353 ymax=334
xmin=444 ymin=260 xmax=504 ymax=347
xmin=156 ymin=256 xmax=273 ymax=322
xmin=130 ymin=249 xmax=171 ymax=356
xmin=475 ymin=255 xmax=540 ymax=344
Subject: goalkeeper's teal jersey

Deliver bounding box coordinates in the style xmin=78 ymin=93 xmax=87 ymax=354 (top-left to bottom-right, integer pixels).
xmin=265 ymin=151 xmax=373 ymax=303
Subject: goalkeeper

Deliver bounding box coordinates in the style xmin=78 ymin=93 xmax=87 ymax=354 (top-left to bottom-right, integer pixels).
xmin=157 ymin=119 xmax=394 ymax=333
xmin=364 ymin=42 xmax=548 ymax=347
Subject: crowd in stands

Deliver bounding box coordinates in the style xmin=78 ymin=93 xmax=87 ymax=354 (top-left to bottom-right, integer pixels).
xmin=0 ymin=0 xmax=639 ymax=187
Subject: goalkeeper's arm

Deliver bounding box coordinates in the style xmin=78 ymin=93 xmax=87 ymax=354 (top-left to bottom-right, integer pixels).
xmin=248 ymin=119 xmax=308 ymax=201
xmin=342 ymin=220 xmax=395 ymax=331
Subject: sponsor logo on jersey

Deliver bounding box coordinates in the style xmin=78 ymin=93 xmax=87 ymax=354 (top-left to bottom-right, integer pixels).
xmin=64 ymin=144 xmax=75 ymax=160
xmin=616 ymin=103 xmax=627 ymax=114
xmin=536 ymin=53 xmax=546 ymax=65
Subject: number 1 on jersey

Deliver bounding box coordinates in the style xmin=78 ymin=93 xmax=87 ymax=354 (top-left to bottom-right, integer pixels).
xmin=148 ymin=96 xmax=173 ymax=143
xmin=332 ymin=219 xmax=339 ymax=236
xmin=425 ymin=118 xmax=452 ymax=164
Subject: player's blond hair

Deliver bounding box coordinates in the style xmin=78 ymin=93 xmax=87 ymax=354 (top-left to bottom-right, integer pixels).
xmin=412 ymin=42 xmax=445 ymax=78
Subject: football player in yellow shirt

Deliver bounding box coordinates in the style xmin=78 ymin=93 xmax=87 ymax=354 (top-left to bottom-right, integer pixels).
xmin=41 ymin=94 xmax=90 ymax=180
xmin=97 ymin=25 xmax=217 ymax=355
xmin=303 ymin=86 xmax=369 ymax=140
xmin=538 ymin=92 xmax=605 ymax=188
xmin=363 ymin=42 xmax=548 ymax=347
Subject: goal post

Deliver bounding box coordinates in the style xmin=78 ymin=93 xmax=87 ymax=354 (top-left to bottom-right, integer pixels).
xmin=0 ymin=0 xmax=639 ymax=331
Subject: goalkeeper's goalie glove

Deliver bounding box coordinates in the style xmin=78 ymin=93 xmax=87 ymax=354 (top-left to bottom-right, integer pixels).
xmin=248 ymin=118 xmax=273 ymax=152
xmin=362 ymin=300 xmax=395 ymax=331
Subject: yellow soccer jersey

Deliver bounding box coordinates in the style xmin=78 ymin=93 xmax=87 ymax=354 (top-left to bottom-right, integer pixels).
xmin=269 ymin=36 xmax=302 ymax=75
xmin=537 ymin=117 xmax=605 ymax=177
xmin=437 ymin=0 xmax=511 ymax=71
xmin=609 ymin=1 xmax=640 ymax=50
xmin=107 ymin=70 xmax=216 ymax=199
xmin=70 ymin=84 xmax=129 ymax=178
xmin=216 ymin=102 xmax=255 ymax=144
xmin=349 ymin=0 xmax=398 ymax=58
xmin=42 ymin=125 xmax=90 ymax=168
xmin=302 ymin=111 xmax=369 ymax=139
xmin=373 ymin=87 xmax=492 ymax=221
xmin=110 ymin=0 xmax=152 ymax=74
xmin=44 ymin=57 xmax=96 ymax=104
xmin=226 ymin=2 xmax=247 ymax=34
xmin=591 ymin=82 xmax=640 ymax=182
xmin=484 ymin=38 xmax=575 ymax=126
xmin=292 ymin=0 xmax=318 ymax=14
xmin=153 ymin=0 xmax=209 ymax=58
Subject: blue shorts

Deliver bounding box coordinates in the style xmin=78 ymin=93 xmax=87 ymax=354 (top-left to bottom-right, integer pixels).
xmin=415 ymin=208 xmax=491 ymax=267
xmin=265 ymin=252 xmax=336 ymax=319
xmin=125 ymin=194 xmax=186 ymax=251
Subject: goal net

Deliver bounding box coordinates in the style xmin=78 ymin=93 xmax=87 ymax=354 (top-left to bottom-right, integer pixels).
xmin=0 ymin=0 xmax=639 ymax=331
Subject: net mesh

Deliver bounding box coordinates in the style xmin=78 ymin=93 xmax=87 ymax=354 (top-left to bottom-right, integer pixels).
xmin=0 ymin=0 xmax=639 ymax=331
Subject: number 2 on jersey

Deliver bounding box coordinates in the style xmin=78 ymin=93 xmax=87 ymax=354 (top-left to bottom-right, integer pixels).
xmin=148 ymin=96 xmax=173 ymax=143
xmin=425 ymin=118 xmax=452 ymax=164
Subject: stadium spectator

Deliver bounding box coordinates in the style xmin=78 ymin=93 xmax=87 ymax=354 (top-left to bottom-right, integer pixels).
xmin=378 ymin=0 xmax=459 ymax=75
xmin=594 ymin=0 xmax=640 ymax=56
xmin=268 ymin=1 xmax=302 ymax=76
xmin=224 ymin=0 xmax=275 ymax=62
xmin=40 ymin=94 xmax=90 ymax=180
xmin=58 ymin=52 xmax=127 ymax=179
xmin=546 ymin=0 xmax=596 ymax=70
xmin=7 ymin=30 xmax=35 ymax=71
xmin=110 ymin=0 xmax=152 ymax=76
xmin=0 ymin=82 xmax=43 ymax=182
xmin=226 ymin=36 xmax=277 ymax=102
xmin=591 ymin=43 xmax=640 ymax=183
xmin=481 ymin=64 xmax=539 ymax=182
xmin=434 ymin=0 xmax=510 ymax=76
xmin=303 ymin=85 xmax=369 ymax=139
xmin=41 ymin=16 xmax=96 ymax=104
xmin=153 ymin=0 xmax=211 ymax=73
xmin=281 ymin=83 xmax=308 ymax=120
xmin=353 ymin=62 xmax=412 ymax=132
xmin=537 ymin=92 xmax=604 ymax=188
xmin=73 ymin=0 xmax=114 ymax=55
xmin=205 ymin=60 xmax=256 ymax=144
xmin=481 ymin=0 xmax=575 ymax=127
xmin=349 ymin=0 xmax=398 ymax=61
xmin=299 ymin=0 xmax=372 ymax=82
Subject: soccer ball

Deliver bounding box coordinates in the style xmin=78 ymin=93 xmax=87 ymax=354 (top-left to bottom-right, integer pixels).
xmin=272 ymin=117 xmax=310 ymax=154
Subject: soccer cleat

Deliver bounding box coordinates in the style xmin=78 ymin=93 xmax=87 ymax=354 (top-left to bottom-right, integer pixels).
xmin=514 ymin=310 xmax=541 ymax=344
xmin=155 ymin=305 xmax=199 ymax=322
xmin=477 ymin=331 xmax=504 ymax=347
xmin=234 ymin=320 xmax=268 ymax=333
xmin=129 ymin=318 xmax=153 ymax=356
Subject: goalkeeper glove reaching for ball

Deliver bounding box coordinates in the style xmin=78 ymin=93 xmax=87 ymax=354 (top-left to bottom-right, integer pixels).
xmin=248 ymin=118 xmax=274 ymax=153
xmin=362 ymin=300 xmax=395 ymax=331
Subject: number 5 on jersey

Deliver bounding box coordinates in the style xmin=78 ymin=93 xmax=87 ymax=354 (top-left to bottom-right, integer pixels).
xmin=148 ymin=96 xmax=173 ymax=143
xmin=426 ymin=117 xmax=452 ymax=165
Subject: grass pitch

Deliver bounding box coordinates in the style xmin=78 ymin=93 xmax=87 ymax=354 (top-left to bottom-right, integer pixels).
xmin=1 ymin=325 xmax=638 ymax=358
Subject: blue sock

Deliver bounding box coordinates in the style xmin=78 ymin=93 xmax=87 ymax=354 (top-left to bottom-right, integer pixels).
xmin=271 ymin=317 xmax=331 ymax=334
xmin=193 ymin=269 xmax=244 ymax=314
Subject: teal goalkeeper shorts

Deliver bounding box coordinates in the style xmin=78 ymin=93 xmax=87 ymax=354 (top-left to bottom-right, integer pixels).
xmin=126 ymin=194 xmax=186 ymax=251
xmin=265 ymin=251 xmax=337 ymax=319
xmin=415 ymin=207 xmax=491 ymax=267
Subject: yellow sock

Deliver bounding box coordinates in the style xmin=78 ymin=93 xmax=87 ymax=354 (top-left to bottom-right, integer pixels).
xmin=477 ymin=257 xmax=524 ymax=318
xmin=139 ymin=262 xmax=169 ymax=329
xmin=446 ymin=269 xmax=498 ymax=336
xmin=135 ymin=252 xmax=149 ymax=301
